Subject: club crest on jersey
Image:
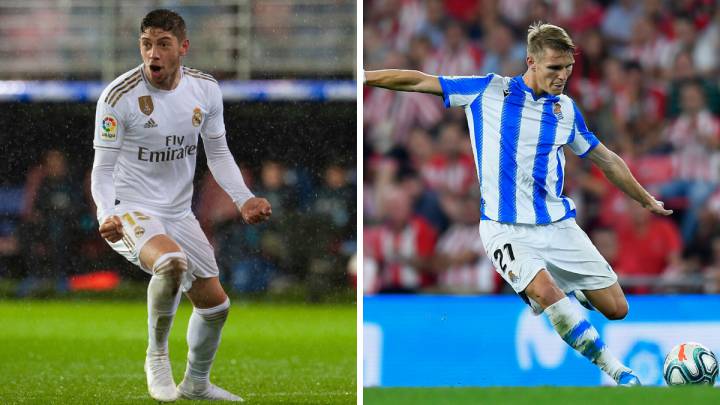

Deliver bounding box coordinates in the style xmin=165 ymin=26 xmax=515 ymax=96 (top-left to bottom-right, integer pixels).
xmin=553 ymin=103 xmax=564 ymax=120
xmin=100 ymin=115 xmax=117 ymax=141
xmin=138 ymin=95 xmax=154 ymax=116
xmin=192 ymin=107 xmax=203 ymax=127
xmin=134 ymin=226 xmax=145 ymax=239
xmin=508 ymin=271 xmax=519 ymax=284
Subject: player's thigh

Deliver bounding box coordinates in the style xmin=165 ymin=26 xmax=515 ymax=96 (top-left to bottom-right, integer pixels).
xmin=165 ymin=215 xmax=221 ymax=293
xmin=184 ymin=276 xmax=228 ymax=309
xmin=544 ymin=219 xmax=617 ymax=292
xmin=139 ymin=235 xmax=183 ymax=270
xmin=107 ymin=207 xmax=179 ymax=273
xmin=583 ymin=282 xmax=628 ymax=320
xmin=480 ymin=221 xmax=550 ymax=294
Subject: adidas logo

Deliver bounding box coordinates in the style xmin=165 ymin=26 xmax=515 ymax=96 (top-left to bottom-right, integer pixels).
xmin=144 ymin=118 xmax=157 ymax=128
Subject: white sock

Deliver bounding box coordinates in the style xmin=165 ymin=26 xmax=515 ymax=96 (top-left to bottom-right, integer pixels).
xmin=185 ymin=298 xmax=231 ymax=386
xmin=147 ymin=253 xmax=187 ymax=354
xmin=544 ymin=297 xmax=629 ymax=381
xmin=147 ymin=276 xmax=182 ymax=354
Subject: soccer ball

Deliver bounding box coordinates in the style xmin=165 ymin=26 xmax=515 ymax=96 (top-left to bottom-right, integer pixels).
xmin=663 ymin=342 xmax=718 ymax=385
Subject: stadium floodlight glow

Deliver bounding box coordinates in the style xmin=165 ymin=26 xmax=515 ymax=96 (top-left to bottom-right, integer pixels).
xmin=0 ymin=80 xmax=356 ymax=102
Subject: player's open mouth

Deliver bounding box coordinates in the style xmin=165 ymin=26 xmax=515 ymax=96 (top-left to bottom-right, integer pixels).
xmin=149 ymin=65 xmax=162 ymax=77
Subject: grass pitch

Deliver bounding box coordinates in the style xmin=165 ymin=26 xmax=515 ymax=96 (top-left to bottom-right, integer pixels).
xmin=364 ymin=386 xmax=720 ymax=404
xmin=0 ymin=300 xmax=355 ymax=404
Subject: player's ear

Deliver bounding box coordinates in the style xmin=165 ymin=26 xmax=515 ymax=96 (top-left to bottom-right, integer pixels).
xmin=179 ymin=38 xmax=190 ymax=56
xmin=526 ymin=55 xmax=536 ymax=71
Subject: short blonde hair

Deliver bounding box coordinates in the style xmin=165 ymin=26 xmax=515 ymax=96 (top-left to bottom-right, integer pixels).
xmin=527 ymin=22 xmax=575 ymax=58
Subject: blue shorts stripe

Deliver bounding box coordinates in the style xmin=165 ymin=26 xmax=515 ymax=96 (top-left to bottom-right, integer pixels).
xmin=532 ymin=100 xmax=558 ymax=224
xmin=498 ymin=90 xmax=525 ymax=223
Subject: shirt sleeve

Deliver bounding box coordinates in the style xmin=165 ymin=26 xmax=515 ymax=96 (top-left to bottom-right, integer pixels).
xmin=203 ymin=135 xmax=255 ymax=208
xmin=201 ymin=82 xmax=226 ymax=139
xmin=90 ymin=147 xmax=120 ymax=221
xmin=92 ymin=90 xmax=126 ymax=220
xmin=438 ymin=74 xmax=495 ymax=108
xmin=567 ymin=100 xmax=600 ymax=158
xmin=93 ymin=97 xmax=126 ymax=151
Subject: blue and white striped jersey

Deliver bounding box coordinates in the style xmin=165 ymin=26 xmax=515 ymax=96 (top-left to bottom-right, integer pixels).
xmin=438 ymin=74 xmax=599 ymax=225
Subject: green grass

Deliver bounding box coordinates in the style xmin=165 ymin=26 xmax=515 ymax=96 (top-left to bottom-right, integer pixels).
xmin=0 ymin=300 xmax=356 ymax=404
xmin=364 ymin=386 xmax=720 ymax=404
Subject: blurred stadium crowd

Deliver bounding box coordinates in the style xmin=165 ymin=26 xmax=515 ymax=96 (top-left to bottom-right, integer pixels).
xmin=363 ymin=0 xmax=720 ymax=295
xmin=0 ymin=149 xmax=355 ymax=298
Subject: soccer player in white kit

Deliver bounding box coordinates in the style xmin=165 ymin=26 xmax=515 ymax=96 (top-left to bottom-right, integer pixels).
xmin=365 ymin=23 xmax=673 ymax=385
xmin=90 ymin=9 xmax=271 ymax=402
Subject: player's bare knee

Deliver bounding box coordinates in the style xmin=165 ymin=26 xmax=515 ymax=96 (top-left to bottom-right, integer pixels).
xmin=152 ymin=251 xmax=188 ymax=285
xmin=526 ymin=284 xmax=564 ymax=308
xmin=195 ymin=297 xmax=230 ymax=322
xmin=525 ymin=272 xmax=564 ymax=308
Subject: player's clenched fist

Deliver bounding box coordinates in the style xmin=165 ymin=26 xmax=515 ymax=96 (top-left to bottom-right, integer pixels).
xmin=99 ymin=215 xmax=124 ymax=242
xmin=240 ymin=197 xmax=272 ymax=224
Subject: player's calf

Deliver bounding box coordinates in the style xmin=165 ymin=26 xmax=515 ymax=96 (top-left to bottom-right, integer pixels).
xmin=581 ymin=286 xmax=629 ymax=320
xmin=178 ymin=297 xmax=242 ymax=400
xmin=144 ymin=251 xmax=188 ymax=402
xmin=184 ymin=298 xmax=230 ymax=383
xmin=603 ymin=305 xmax=628 ymax=321
xmin=545 ymin=297 xmax=636 ymax=384
xmin=148 ymin=251 xmax=188 ymax=353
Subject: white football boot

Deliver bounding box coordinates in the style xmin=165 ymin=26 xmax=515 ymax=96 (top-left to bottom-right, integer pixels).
xmin=144 ymin=351 xmax=179 ymax=402
xmin=177 ymin=378 xmax=244 ymax=401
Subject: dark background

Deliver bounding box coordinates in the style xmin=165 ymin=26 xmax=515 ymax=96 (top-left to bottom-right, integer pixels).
xmin=0 ymin=101 xmax=356 ymax=185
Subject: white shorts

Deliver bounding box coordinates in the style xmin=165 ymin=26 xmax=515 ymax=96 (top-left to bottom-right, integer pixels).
xmin=107 ymin=205 xmax=220 ymax=292
xmin=479 ymin=218 xmax=617 ymax=294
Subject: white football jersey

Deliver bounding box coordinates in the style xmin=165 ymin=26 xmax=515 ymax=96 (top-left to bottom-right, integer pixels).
xmin=94 ymin=65 xmax=225 ymax=218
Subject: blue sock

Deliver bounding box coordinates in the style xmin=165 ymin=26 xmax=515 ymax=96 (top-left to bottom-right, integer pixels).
xmin=544 ymin=297 xmax=629 ymax=381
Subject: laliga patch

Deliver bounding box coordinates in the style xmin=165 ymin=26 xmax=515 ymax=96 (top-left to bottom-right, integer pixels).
xmin=192 ymin=107 xmax=203 ymax=127
xmin=101 ymin=115 xmax=117 ymax=141
xmin=553 ymin=102 xmax=564 ymax=120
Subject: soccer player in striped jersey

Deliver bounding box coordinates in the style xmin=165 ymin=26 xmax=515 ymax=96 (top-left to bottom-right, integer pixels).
xmin=90 ymin=9 xmax=271 ymax=402
xmin=365 ymin=22 xmax=673 ymax=386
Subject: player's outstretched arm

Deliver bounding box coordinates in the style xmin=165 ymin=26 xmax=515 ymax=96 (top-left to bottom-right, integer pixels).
xmin=364 ymin=69 xmax=443 ymax=96
xmin=587 ymin=143 xmax=673 ymax=216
